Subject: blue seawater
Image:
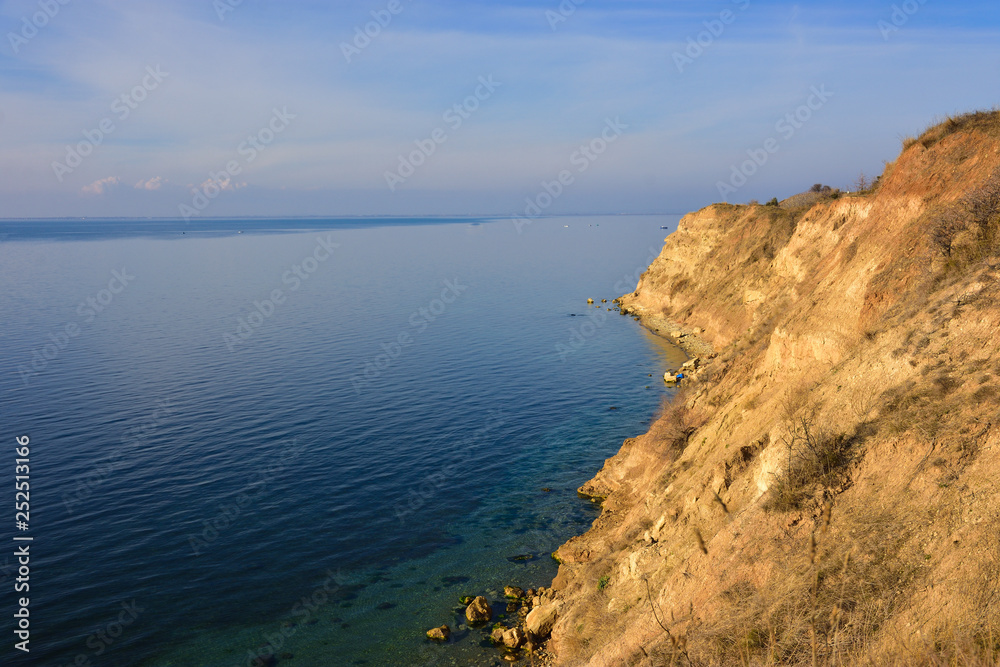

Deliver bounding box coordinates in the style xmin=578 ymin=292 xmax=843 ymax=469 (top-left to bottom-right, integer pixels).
xmin=0 ymin=215 xmax=685 ymax=666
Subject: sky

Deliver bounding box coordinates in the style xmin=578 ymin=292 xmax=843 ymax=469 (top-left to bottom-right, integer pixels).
xmin=0 ymin=0 xmax=998 ymax=218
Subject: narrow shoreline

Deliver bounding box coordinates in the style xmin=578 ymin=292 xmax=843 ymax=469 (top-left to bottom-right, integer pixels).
xmin=616 ymin=300 xmax=715 ymax=359
xmin=469 ymin=299 xmax=714 ymax=665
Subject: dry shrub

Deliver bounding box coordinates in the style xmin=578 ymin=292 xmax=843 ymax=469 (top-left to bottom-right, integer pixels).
xmin=855 ymin=171 xmax=876 ymax=194
xmin=931 ymin=168 xmax=1000 ymax=273
xmin=764 ymin=417 xmax=856 ymax=512
xmin=850 ymin=384 xmax=881 ymax=421
xmin=652 ymin=395 xmax=704 ymax=454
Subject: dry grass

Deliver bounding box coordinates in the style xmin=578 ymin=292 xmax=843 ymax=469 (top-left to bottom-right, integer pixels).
xmin=912 ymin=109 xmax=1000 ymax=150
xmin=877 ymin=374 xmax=962 ymax=441
xmin=675 ymin=504 xmax=1000 ymax=667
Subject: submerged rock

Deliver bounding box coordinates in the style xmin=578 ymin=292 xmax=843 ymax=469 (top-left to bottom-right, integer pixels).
xmin=253 ymin=649 xmax=277 ymax=666
xmin=506 ymin=553 xmax=536 ymax=563
xmin=504 ymin=586 xmax=525 ymax=599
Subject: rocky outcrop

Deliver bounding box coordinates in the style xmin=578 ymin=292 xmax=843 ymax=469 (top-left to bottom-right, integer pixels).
xmin=526 ymin=601 xmax=561 ymax=639
xmin=547 ymin=111 xmax=1000 ymax=666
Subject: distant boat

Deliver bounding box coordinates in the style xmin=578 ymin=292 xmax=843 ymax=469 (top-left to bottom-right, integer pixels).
xmin=660 ymin=226 xmax=669 ymax=229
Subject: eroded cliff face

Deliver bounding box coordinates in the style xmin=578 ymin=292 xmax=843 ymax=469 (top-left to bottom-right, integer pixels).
xmin=546 ymin=112 xmax=1000 ymax=666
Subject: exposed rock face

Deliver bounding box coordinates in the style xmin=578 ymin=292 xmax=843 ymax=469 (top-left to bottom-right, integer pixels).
xmin=525 ymin=601 xmax=561 ymax=638
xmin=425 ymin=625 xmax=450 ymax=641
xmin=465 ymin=596 xmax=492 ymax=623
xmin=547 ymin=111 xmax=1000 ymax=666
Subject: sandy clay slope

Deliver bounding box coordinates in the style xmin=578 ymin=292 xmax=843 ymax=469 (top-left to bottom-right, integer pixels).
xmin=544 ymin=111 xmax=1000 ymax=667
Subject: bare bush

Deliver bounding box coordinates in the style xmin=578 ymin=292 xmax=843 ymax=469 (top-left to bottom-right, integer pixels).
xmin=652 ymin=396 xmax=704 ymax=453
xmin=932 ymin=168 xmax=1000 ymax=270
xmin=765 ymin=417 xmax=853 ymax=512
xmin=849 ymin=384 xmax=880 ymax=422
xmin=854 ymin=172 xmax=872 ymax=194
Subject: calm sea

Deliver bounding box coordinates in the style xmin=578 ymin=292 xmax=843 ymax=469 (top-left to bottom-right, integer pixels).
xmin=0 ymin=215 xmax=684 ymax=666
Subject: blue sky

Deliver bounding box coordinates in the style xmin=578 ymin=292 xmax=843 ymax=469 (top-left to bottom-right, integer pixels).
xmin=1 ymin=0 xmax=998 ymax=218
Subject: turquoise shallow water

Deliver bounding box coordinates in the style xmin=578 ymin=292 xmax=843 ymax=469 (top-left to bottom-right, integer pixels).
xmin=0 ymin=215 xmax=685 ymax=666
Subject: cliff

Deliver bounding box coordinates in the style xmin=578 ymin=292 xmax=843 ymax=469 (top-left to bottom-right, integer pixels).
xmin=546 ymin=110 xmax=1000 ymax=666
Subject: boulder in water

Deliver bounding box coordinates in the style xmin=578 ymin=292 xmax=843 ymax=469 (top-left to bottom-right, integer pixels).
xmin=465 ymin=595 xmax=492 ymax=623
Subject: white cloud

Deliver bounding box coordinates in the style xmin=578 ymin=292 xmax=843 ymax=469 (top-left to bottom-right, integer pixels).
xmin=81 ymin=176 xmax=121 ymax=195
xmin=134 ymin=176 xmax=165 ymax=190
xmin=196 ymin=178 xmax=246 ymax=192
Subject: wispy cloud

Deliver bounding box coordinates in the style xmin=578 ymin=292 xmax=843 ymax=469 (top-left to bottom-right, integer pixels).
xmin=135 ymin=176 xmax=164 ymax=190
xmin=81 ymin=176 xmax=121 ymax=195
xmin=1 ymin=1 xmax=999 ymax=217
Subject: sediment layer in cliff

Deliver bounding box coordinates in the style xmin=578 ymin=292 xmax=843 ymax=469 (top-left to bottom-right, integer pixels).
xmin=548 ymin=110 xmax=1000 ymax=666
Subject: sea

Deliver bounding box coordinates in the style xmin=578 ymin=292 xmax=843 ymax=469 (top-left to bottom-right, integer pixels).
xmin=0 ymin=214 xmax=685 ymax=666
